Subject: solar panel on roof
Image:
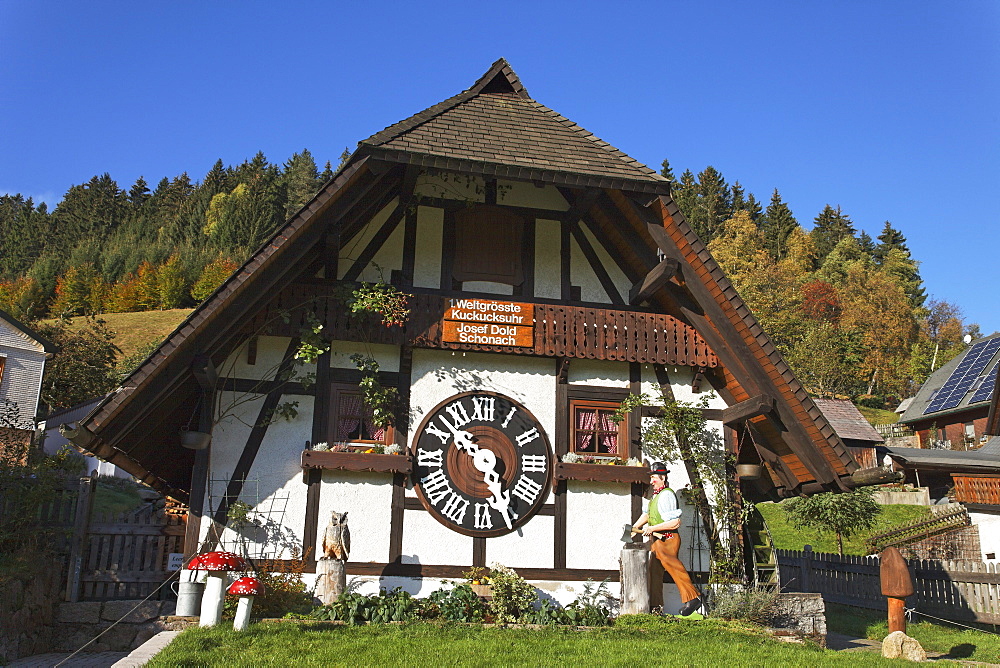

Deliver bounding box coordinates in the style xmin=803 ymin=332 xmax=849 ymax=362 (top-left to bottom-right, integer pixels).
xmin=970 ymin=361 xmax=999 ymax=404
xmin=924 ymin=338 xmax=1000 ymax=414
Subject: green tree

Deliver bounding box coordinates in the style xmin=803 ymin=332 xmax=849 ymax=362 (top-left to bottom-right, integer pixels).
xmin=730 ymin=181 xmax=762 ymax=222
xmin=687 ymin=166 xmax=732 ymax=243
xmin=36 ymin=317 xmax=120 ymax=411
xmin=282 ymin=149 xmax=321 ymax=218
xmin=782 ymin=488 xmax=880 ymax=555
xmin=759 ymin=189 xmax=798 ymax=261
xmin=810 ymin=205 xmax=856 ymax=262
xmin=660 ymin=158 xmax=676 ymax=181
xmin=874 ymin=221 xmax=925 ymax=308
xmin=156 ymin=254 xmax=189 ymax=308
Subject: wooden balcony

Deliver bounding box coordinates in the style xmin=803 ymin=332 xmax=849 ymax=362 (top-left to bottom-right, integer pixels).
xmin=951 ymin=474 xmax=1000 ymax=506
xmin=251 ymin=283 xmax=718 ymax=368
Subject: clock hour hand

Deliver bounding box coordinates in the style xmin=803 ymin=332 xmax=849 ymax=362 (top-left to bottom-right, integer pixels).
xmin=449 ymin=430 xmax=515 ymax=530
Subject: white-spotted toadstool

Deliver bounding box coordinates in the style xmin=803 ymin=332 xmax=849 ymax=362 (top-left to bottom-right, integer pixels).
xmin=188 ymin=551 xmax=248 ymax=627
xmin=228 ymin=576 xmax=265 ymax=631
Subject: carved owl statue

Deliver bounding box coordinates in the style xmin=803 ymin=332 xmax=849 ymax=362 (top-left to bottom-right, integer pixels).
xmin=322 ymin=511 xmax=350 ymax=561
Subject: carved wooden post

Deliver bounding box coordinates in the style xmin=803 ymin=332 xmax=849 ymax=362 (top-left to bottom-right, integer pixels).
xmin=620 ymin=545 xmax=650 ymax=615
xmin=316 ymin=558 xmax=346 ymax=605
xmin=880 ymin=547 xmax=914 ymax=633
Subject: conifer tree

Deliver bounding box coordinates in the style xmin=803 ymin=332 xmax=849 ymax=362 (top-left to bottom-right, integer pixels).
xmin=660 ymin=158 xmax=676 ymax=181
xmin=319 ymin=160 xmax=334 ymax=183
xmin=730 ymin=181 xmax=762 ymax=222
xmin=759 ymin=189 xmax=798 ymax=261
xmin=810 ymin=205 xmax=856 ymax=262
xmin=688 ymin=166 xmax=731 ymax=242
xmin=282 ymin=149 xmax=321 ymax=218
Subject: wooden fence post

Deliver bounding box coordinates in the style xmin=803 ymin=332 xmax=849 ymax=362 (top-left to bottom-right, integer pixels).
xmin=65 ymin=477 xmax=94 ymax=602
xmin=800 ymin=545 xmax=813 ymax=592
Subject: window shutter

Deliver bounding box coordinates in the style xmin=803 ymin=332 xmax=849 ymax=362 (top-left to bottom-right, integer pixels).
xmin=453 ymin=205 xmax=524 ymax=285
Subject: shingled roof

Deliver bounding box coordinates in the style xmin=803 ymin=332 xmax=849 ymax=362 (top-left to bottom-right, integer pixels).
xmin=357 ymin=58 xmax=670 ymax=193
xmin=812 ymin=398 xmax=884 ymax=445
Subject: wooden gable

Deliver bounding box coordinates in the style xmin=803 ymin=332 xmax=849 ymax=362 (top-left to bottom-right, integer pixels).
xmin=73 ymin=59 xmax=860 ymax=502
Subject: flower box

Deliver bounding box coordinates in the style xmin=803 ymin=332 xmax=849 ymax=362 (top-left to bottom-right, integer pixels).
xmin=301 ymin=450 xmax=411 ymax=474
xmin=554 ymin=462 xmax=649 ymax=484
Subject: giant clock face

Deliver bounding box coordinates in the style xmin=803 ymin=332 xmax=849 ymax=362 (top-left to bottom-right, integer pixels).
xmin=412 ymin=392 xmax=552 ymax=537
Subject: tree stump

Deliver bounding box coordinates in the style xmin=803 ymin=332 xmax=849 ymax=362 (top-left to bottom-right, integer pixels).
xmin=316 ymin=558 xmax=346 ymax=605
xmin=620 ymin=546 xmax=651 ymax=615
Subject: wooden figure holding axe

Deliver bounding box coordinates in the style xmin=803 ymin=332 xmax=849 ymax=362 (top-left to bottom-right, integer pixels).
xmin=631 ymin=462 xmax=703 ymax=616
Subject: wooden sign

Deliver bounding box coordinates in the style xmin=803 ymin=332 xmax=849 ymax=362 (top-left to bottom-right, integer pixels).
xmin=442 ymin=298 xmax=534 ymax=347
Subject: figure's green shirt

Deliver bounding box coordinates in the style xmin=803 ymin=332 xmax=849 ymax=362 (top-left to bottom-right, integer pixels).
xmin=647 ymin=488 xmax=681 ymax=526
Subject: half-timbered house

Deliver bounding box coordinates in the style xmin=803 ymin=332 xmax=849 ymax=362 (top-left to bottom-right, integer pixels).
xmin=66 ymin=59 xmax=867 ymax=606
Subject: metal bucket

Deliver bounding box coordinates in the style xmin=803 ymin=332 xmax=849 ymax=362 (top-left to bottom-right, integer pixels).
xmin=173 ymin=580 xmax=204 ymax=617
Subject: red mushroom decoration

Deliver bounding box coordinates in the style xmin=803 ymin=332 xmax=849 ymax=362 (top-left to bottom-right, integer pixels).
xmin=228 ymin=576 xmax=265 ymax=631
xmin=188 ymin=551 xmax=248 ymax=627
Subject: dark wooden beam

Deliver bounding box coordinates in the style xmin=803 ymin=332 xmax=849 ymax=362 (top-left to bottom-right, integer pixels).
xmin=569 ymin=221 xmax=625 ymax=305
xmin=629 ymin=257 xmax=679 ymax=305
xmin=722 ymin=395 xmax=779 ymax=427
xmin=341 ymin=201 xmax=406 ymax=282
xmin=191 ymin=355 xmax=218 ymax=391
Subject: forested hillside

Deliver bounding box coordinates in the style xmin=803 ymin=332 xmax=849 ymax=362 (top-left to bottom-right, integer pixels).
xmin=0 ymin=152 xmax=973 ymax=409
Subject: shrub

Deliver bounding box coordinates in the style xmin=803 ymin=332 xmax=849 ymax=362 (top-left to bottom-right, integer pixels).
xmin=488 ymin=564 xmax=538 ymax=624
xmin=424 ymin=583 xmax=487 ymax=622
xmin=706 ymin=585 xmax=780 ymax=625
xmin=309 ymin=588 xmax=419 ymax=625
xmin=526 ymin=580 xmax=614 ymax=626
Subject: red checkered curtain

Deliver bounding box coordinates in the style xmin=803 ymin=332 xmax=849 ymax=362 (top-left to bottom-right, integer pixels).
xmin=598 ymin=411 xmax=618 ymax=454
xmin=576 ymin=407 xmax=597 ymax=452
xmin=337 ymin=393 xmax=364 ymax=441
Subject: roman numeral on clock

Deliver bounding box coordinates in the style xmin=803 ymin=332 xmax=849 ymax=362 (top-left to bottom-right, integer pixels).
xmin=501 ymin=406 xmax=517 ymax=428
xmin=440 ymin=493 xmax=469 ymax=524
xmin=520 ymin=454 xmax=547 ymax=473
xmin=444 ymin=401 xmax=472 ymax=429
xmin=515 ymin=427 xmax=540 ymax=448
xmin=471 ymin=396 xmax=495 ymax=423
xmin=417 ymin=448 xmax=443 ymax=468
xmin=473 ymin=502 xmax=493 ymax=529
xmin=421 ymin=468 xmax=452 ymax=504
xmin=423 ymin=420 xmax=452 ymax=446
xmin=511 ymin=476 xmax=543 ymax=505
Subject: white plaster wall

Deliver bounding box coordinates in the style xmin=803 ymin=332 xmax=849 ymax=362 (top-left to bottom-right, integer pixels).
xmin=360 ymin=220 xmax=405 ymax=283
xmin=488 ymin=515 xmax=554 ymax=568
xmin=640 ymin=365 xmax=727 ymax=409
xmin=565 ymin=481 xmax=632 ymax=570
xmin=580 ymin=223 xmax=631 ymax=304
xmin=414 ymin=173 xmax=485 ymax=203
xmin=338 ymin=198 xmax=398 ymax=280
xmin=413 ymin=206 xmax=443 ymax=289
xmin=568 ymin=359 xmax=630 ymax=388
xmin=222 ymin=336 xmax=302 ymax=383
xmin=497 ymin=180 xmax=569 ymax=211
xmin=201 ymin=391 xmax=314 ymax=560
xmin=401 ymin=509 xmax=473 ymax=566
xmin=317 ymin=470 xmax=394 ymax=563
xmin=534 ymin=219 xmax=561 ymax=300
xmin=570 ymin=233 xmax=608 ymax=303
xmin=327 ymin=341 xmax=400 ymax=372
xmin=970 ymin=511 xmax=1000 ymax=561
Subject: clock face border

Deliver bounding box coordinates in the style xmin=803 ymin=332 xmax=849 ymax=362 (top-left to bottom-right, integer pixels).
xmin=410 ymin=391 xmax=553 ymax=538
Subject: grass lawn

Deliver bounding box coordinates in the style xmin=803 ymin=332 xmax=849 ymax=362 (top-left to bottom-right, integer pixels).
xmin=50 ymin=308 xmax=193 ymax=359
xmin=90 ymin=480 xmax=143 ymax=518
xmin=827 ymin=602 xmax=1000 ymax=663
xmin=756 ymin=502 xmax=930 ymax=555
xmin=147 ymin=619 xmax=915 ymax=667
xmin=856 ymin=405 xmax=899 ymax=425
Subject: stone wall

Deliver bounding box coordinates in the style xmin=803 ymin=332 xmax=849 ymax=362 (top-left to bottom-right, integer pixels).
xmin=0 ymin=559 xmax=63 ymax=663
xmin=52 ymin=600 xmax=191 ymax=653
xmin=771 ymin=592 xmax=827 ymax=647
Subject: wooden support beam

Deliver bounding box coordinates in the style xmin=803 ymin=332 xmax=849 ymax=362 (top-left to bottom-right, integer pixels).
xmin=629 ymin=257 xmax=679 ymax=305
xmin=722 ymin=395 xmax=778 ymax=427
xmin=191 ymin=354 xmax=218 ymax=391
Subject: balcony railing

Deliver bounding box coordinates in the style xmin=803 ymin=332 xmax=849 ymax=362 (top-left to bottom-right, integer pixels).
xmin=251 ymin=284 xmax=718 ymax=368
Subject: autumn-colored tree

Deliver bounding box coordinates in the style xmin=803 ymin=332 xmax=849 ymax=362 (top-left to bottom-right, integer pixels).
xmin=800 ymin=280 xmax=841 ymax=323
xmin=35 ymin=318 xmax=120 ymax=411
xmin=192 ymin=255 xmax=239 ymax=303
xmin=157 ymin=255 xmax=189 ymax=309
xmin=0 ymin=277 xmax=47 ymax=321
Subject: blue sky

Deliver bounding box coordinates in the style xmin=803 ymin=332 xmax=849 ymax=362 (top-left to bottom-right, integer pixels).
xmin=2 ymin=2 xmax=997 ymax=331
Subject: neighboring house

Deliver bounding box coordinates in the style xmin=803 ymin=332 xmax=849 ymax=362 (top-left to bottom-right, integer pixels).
xmin=812 ymin=398 xmax=884 ymax=469
xmin=899 ymin=333 xmax=1000 ymax=449
xmin=883 ymin=438 xmax=1000 ymax=562
xmin=62 ymin=59 xmax=865 ymax=604
xmin=38 ymin=395 xmax=130 ymax=478
xmin=0 ymin=309 xmax=56 ymax=456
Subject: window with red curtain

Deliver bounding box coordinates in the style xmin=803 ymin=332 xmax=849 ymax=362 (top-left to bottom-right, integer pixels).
xmin=570 ymin=400 xmax=624 ymax=455
xmin=329 ymin=385 xmax=392 ymax=447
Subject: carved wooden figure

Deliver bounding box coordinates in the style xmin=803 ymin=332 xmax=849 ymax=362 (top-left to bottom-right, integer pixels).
xmin=880 ymin=547 xmax=914 ymax=633
xmin=322 ymin=511 xmax=350 ymax=561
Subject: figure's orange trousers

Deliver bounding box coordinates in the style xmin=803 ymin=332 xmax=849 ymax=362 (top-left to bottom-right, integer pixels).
xmin=651 ymin=534 xmax=700 ymax=603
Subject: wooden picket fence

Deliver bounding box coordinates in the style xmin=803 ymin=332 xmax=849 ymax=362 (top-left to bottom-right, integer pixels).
xmin=77 ymin=502 xmax=186 ymax=601
xmin=777 ymin=547 xmax=1000 ymax=624
xmin=1 ymin=476 xmax=186 ymax=601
